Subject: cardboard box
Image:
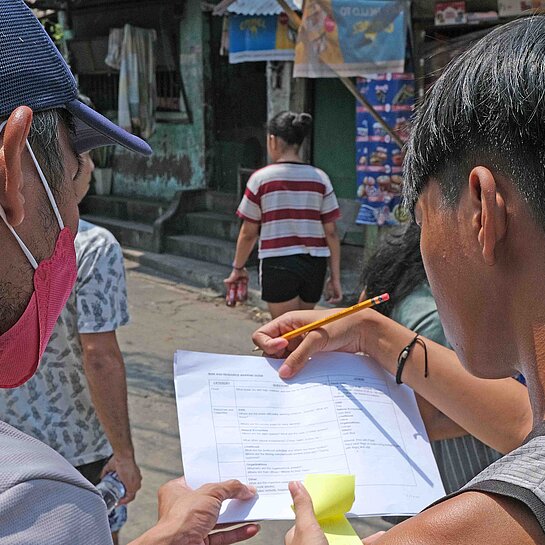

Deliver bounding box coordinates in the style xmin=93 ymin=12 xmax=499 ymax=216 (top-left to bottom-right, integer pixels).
xmin=435 ymin=1 xmax=467 ymax=25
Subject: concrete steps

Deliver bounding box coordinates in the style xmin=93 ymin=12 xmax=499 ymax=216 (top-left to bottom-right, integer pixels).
xmin=81 ymin=195 xmax=168 ymax=224
xmin=206 ymin=191 xmax=239 ymax=213
xmin=183 ymin=211 xmax=240 ymax=242
xmin=81 ymin=192 xmax=254 ymax=270
xmin=164 ymin=234 xmax=236 ymax=267
xmin=81 ymin=214 xmax=155 ymax=252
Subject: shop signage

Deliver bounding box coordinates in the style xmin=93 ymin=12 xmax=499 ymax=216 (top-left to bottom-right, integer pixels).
xmin=294 ymin=0 xmax=409 ymax=78
xmin=355 ymin=73 xmax=414 ymax=226
xmin=228 ymin=13 xmax=296 ymax=63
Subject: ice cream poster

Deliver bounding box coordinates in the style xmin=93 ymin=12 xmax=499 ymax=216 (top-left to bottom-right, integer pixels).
xmin=355 ymin=73 xmax=414 ymax=226
xmin=228 ymin=14 xmax=296 ymax=64
xmin=294 ymin=0 xmax=408 ymax=78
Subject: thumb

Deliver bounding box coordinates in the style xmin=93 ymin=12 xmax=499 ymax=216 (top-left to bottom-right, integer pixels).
xmin=289 ymin=481 xmax=318 ymax=528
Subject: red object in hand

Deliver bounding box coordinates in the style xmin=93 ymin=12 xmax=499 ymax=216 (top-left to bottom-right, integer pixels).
xmin=226 ymin=282 xmax=237 ymax=307
xmin=236 ymin=279 xmax=248 ymax=302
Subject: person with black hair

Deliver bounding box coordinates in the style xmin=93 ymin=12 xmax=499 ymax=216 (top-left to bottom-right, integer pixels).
xmin=225 ymin=111 xmax=343 ymax=319
xmin=253 ymin=16 xmax=545 ymax=545
xmin=361 ymin=223 xmax=502 ymax=496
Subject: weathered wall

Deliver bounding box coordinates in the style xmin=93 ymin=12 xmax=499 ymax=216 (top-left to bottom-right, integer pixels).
xmin=113 ymin=1 xmax=206 ymax=200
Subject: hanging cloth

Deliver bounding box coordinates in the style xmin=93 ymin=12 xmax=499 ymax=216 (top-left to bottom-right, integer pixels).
xmin=105 ymin=27 xmax=123 ymax=70
xmin=118 ymin=24 xmax=157 ymax=139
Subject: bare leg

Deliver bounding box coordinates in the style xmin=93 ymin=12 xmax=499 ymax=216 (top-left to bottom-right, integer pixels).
xmin=267 ymin=296 xmax=304 ymax=319
xmin=300 ymin=300 xmax=317 ymax=311
xmin=111 ymin=532 xmax=119 ymax=545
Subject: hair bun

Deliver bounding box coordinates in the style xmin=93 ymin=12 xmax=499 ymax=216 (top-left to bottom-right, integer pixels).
xmin=293 ymin=112 xmax=313 ymax=128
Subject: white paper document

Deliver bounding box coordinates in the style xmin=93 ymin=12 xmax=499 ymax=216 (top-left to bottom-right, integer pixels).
xmin=174 ymin=350 xmax=445 ymax=522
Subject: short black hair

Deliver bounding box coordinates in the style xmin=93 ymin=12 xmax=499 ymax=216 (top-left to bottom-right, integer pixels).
xmin=404 ymin=16 xmax=545 ymax=226
xmin=267 ymin=111 xmax=312 ymax=146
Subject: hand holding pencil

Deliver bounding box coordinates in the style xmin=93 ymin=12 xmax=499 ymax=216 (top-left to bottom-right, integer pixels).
xmin=252 ymin=293 xmax=389 ymax=378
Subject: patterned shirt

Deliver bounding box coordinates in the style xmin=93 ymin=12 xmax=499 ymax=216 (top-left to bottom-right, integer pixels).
xmin=237 ymin=162 xmax=340 ymax=259
xmin=0 ymin=220 xmax=130 ymax=466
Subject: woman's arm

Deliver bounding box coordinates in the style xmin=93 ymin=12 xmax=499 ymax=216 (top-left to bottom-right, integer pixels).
xmin=224 ymin=220 xmax=260 ymax=285
xmin=253 ymin=309 xmax=532 ymax=453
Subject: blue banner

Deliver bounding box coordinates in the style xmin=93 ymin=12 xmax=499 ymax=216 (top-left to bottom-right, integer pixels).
xmin=229 ymin=14 xmax=295 ymax=64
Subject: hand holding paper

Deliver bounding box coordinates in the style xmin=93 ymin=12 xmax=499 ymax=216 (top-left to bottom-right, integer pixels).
xmin=288 ymin=475 xmax=362 ymax=545
xmin=308 ymin=475 xmax=360 ymax=545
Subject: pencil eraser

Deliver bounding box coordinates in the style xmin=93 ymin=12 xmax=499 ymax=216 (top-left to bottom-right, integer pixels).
xmin=381 ymin=293 xmax=390 ymax=302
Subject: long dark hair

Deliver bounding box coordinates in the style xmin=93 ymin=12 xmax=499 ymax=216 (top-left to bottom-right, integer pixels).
xmin=362 ymin=223 xmax=428 ymax=317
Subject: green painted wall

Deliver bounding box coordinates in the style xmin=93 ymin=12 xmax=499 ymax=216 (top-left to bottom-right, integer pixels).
xmin=312 ymin=78 xmax=356 ymax=200
xmin=113 ymin=1 xmax=206 ymax=200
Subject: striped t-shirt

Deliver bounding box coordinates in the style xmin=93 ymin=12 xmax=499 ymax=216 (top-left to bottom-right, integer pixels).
xmin=236 ymin=162 xmax=340 ymax=260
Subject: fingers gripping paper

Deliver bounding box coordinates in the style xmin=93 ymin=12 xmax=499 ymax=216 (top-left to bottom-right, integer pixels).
xmin=303 ymin=474 xmax=361 ymax=545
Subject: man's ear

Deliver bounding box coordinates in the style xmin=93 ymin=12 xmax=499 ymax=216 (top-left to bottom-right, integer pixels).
xmin=0 ymin=106 xmax=33 ymax=227
xmin=468 ymin=166 xmax=507 ymax=266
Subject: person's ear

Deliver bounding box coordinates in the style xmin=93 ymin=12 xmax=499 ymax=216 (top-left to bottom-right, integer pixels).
xmin=0 ymin=106 xmax=33 ymax=227
xmin=468 ymin=166 xmax=507 ymax=266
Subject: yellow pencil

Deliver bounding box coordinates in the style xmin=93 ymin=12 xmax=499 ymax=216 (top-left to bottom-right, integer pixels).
xmin=282 ymin=293 xmax=390 ymax=340
xmin=252 ymin=293 xmax=390 ymax=351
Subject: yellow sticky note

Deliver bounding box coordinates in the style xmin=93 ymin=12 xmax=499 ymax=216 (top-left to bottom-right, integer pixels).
xmin=303 ymin=474 xmax=361 ymax=545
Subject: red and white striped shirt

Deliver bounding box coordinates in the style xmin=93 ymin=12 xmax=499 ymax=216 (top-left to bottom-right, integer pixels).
xmin=236 ymin=162 xmax=341 ymax=259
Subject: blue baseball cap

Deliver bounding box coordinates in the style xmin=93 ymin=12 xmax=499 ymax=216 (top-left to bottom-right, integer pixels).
xmin=0 ymin=0 xmax=152 ymax=156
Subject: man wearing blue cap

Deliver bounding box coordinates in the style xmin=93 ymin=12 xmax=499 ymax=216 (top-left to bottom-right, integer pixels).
xmin=0 ymin=2 xmax=260 ymax=544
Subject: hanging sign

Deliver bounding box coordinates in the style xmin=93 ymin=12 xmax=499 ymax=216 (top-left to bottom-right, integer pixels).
xmin=294 ymin=0 xmax=408 ymax=78
xmin=228 ymin=14 xmax=296 ymax=64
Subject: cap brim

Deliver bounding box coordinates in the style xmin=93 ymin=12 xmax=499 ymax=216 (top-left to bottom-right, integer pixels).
xmin=66 ymin=99 xmax=152 ymax=156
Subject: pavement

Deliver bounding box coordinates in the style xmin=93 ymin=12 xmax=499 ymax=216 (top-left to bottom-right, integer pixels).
xmin=118 ymin=258 xmax=391 ymax=544
xmin=122 ymin=248 xmax=266 ymax=310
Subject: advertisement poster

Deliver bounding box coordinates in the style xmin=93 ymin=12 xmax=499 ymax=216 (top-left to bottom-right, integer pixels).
xmin=355 ymin=73 xmax=414 ymax=226
xmin=229 ymin=14 xmax=296 ymax=64
xmin=294 ymin=0 xmax=408 ymax=78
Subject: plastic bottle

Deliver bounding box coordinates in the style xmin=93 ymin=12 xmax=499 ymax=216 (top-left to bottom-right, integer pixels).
xmin=236 ymin=278 xmax=248 ymax=302
xmin=226 ymin=282 xmax=237 ymax=307
xmin=96 ymin=472 xmax=126 ymax=514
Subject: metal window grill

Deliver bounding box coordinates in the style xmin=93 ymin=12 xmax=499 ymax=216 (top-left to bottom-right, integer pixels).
xmin=78 ymin=70 xmax=181 ymax=112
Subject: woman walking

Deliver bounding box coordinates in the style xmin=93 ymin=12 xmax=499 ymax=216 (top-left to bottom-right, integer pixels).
xmin=225 ymin=111 xmax=342 ymax=318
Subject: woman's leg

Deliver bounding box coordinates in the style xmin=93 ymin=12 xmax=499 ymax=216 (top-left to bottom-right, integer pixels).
xmin=267 ymin=296 xmax=304 ymax=319
xmin=299 ymin=300 xmax=317 ymax=311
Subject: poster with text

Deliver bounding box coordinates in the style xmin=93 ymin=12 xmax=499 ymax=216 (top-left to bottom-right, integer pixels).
xmin=355 ymin=73 xmax=414 ymax=225
xmin=229 ymin=14 xmax=296 ymax=64
xmin=294 ymin=0 xmax=409 ymax=78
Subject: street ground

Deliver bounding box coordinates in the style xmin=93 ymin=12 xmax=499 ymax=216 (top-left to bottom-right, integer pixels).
xmin=119 ymin=260 xmax=391 ymax=544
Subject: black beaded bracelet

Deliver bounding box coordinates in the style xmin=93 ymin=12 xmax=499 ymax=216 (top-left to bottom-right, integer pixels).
xmin=395 ymin=334 xmax=428 ymax=385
